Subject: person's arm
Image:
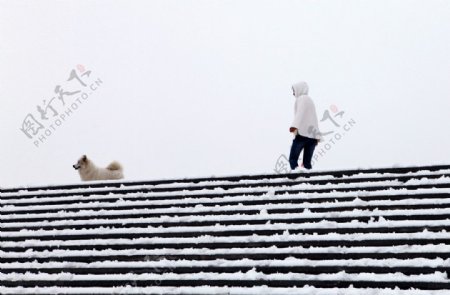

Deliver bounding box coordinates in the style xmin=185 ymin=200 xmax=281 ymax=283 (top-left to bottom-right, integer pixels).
xmin=290 ymin=98 xmax=300 ymax=133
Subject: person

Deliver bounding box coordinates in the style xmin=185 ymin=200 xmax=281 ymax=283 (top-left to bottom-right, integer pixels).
xmin=288 ymin=81 xmax=322 ymax=171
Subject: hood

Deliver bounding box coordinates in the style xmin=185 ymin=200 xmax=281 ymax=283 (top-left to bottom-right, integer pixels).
xmin=292 ymin=81 xmax=309 ymax=98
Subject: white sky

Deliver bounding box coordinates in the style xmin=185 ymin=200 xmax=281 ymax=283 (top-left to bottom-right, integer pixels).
xmin=1 ymin=0 xmax=449 ymax=187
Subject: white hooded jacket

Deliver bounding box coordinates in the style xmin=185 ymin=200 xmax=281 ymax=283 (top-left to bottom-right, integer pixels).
xmin=291 ymin=81 xmax=322 ymax=140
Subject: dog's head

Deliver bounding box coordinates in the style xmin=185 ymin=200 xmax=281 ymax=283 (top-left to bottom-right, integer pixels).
xmin=73 ymin=155 xmax=88 ymax=170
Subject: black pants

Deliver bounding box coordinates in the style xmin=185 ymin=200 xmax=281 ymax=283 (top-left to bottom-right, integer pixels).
xmin=289 ymin=134 xmax=317 ymax=170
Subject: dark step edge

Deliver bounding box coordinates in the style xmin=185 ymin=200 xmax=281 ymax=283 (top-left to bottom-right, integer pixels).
xmin=4 ymin=239 xmax=450 ymax=252
xmin=4 ymin=252 xmax=450 ymax=264
xmin=2 ymin=279 xmax=450 ymax=290
xmin=2 ymin=225 xmax=450 ymax=242
xmin=1 ymin=265 xmax=449 ymax=276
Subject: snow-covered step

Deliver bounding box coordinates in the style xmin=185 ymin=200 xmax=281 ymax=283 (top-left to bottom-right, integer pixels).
xmin=3 ymin=193 xmax=450 ymax=227
xmin=2 ymin=225 xmax=450 ymax=246
xmin=4 ymin=217 xmax=450 ymax=242
xmin=2 ymin=164 xmax=450 ymax=293
xmin=0 ymin=171 xmax=450 ymax=205
xmin=2 ymin=286 xmax=450 ymax=295
xmin=5 ymin=195 xmax=450 ymax=231
xmin=2 ymin=179 xmax=450 ymax=217
xmin=4 ymin=230 xmax=450 ymax=254
xmin=2 ymin=175 xmax=450 ymax=212
xmin=2 ymin=177 xmax=449 ymax=216
xmin=2 ymin=271 xmax=450 ymax=290
xmin=2 ymin=169 xmax=449 ymax=205
xmin=4 ymin=244 xmax=450 ymax=264
xmin=3 ymin=164 xmax=448 ymax=195
xmin=3 ymin=257 xmax=450 ymax=275
xmin=4 ymin=215 xmax=450 ymax=243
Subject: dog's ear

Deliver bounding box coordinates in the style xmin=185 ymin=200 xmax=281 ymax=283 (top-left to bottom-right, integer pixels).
xmin=82 ymin=155 xmax=87 ymax=161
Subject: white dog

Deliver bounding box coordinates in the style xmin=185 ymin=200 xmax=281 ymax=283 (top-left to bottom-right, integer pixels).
xmin=73 ymin=155 xmax=124 ymax=181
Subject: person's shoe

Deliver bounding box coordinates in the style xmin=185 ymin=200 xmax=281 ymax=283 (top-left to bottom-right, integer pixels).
xmin=290 ymin=166 xmax=303 ymax=173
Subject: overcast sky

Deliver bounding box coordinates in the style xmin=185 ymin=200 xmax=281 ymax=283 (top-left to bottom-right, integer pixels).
xmin=1 ymin=0 xmax=449 ymax=187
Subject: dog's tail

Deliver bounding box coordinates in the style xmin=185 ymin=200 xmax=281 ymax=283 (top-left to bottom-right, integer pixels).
xmin=107 ymin=161 xmax=123 ymax=171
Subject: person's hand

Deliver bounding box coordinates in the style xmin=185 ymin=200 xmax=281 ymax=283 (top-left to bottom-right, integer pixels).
xmin=289 ymin=127 xmax=297 ymax=133
xmin=316 ymin=139 xmax=320 ymax=146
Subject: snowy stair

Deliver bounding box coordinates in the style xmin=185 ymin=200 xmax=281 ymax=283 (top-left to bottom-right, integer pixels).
xmin=2 ymin=164 xmax=450 ymax=294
